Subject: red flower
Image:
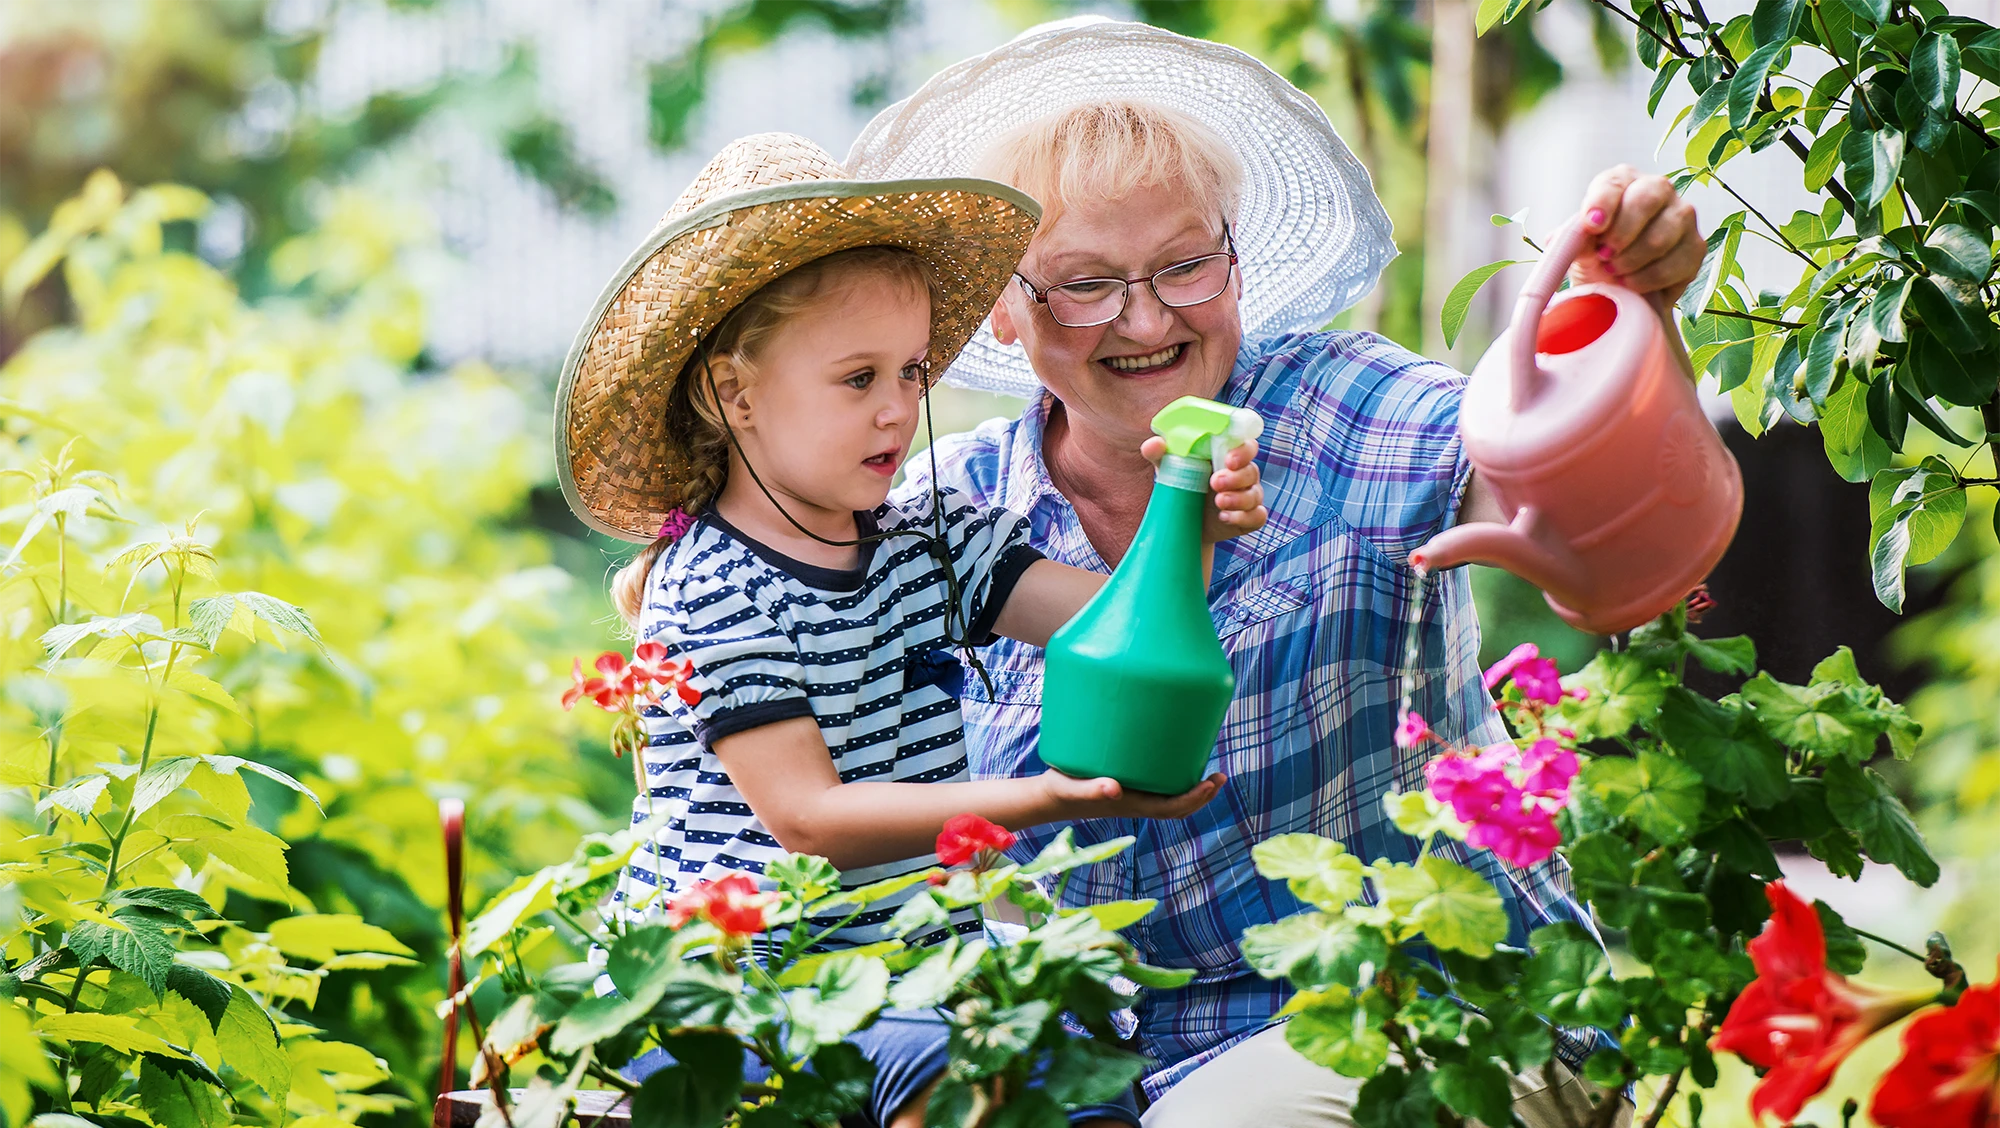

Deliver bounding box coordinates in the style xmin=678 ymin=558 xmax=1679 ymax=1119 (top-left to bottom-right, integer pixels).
xmin=1871 ymin=966 xmax=2000 ymax=1128
xmin=936 ymin=813 xmax=1016 ymax=867
xmin=1713 ymin=882 xmax=1930 ymax=1124
xmin=664 ymin=873 xmax=772 ymax=938
xmin=629 ymin=641 xmax=701 ymax=706
xmin=561 ymin=653 xmax=635 ymax=712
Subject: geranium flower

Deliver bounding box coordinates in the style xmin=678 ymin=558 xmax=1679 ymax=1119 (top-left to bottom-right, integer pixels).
xmin=664 ymin=873 xmax=772 ymax=938
xmin=561 ymin=653 xmax=635 ymax=712
xmin=1871 ymin=964 xmax=2000 ymax=1128
xmin=1395 ymin=711 xmax=1434 ymax=749
xmin=936 ymin=813 xmax=1016 ymax=867
xmin=1424 ymin=741 xmax=1575 ymax=868
xmin=1713 ymin=881 xmax=1931 ymax=1125
xmin=629 ymin=640 xmax=701 ymax=706
xmin=1482 ymin=643 xmax=1541 ymax=691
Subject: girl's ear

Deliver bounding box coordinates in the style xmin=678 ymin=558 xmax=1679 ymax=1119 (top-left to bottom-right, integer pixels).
xmin=708 ymin=359 xmax=754 ymax=429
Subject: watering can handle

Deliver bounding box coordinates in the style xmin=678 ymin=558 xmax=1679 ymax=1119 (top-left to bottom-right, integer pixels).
xmin=1507 ymin=215 xmax=1699 ymax=409
xmin=1507 ymin=214 xmax=1595 ymax=411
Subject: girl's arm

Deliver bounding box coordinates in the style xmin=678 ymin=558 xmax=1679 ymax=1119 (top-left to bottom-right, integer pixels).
xmin=991 ymin=437 xmax=1267 ymax=647
xmin=713 ymin=716 xmax=1225 ymax=871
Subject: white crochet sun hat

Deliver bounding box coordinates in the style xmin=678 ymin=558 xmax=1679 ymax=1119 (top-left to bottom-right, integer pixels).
xmin=846 ymin=16 xmax=1399 ymax=399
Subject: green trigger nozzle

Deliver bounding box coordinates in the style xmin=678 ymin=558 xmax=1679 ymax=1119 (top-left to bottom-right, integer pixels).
xmin=1151 ymin=395 xmax=1264 ymax=474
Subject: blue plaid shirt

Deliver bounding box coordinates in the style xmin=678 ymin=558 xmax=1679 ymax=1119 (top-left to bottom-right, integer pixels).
xmin=898 ymin=330 xmax=1604 ymax=1099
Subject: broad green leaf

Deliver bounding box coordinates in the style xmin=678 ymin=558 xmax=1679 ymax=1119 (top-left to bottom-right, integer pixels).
xmin=1742 ymin=673 xmax=1881 ymax=760
xmin=1239 ymin=912 xmax=1390 ymax=990
xmin=1076 ymin=899 xmax=1157 ymax=932
xmin=1729 ymin=42 xmax=1786 ymax=131
xmin=40 ymin=613 xmax=165 ymax=660
xmin=200 ymin=755 xmax=320 ymax=812
xmin=1814 ymin=900 xmax=1868 ymax=975
xmin=1016 ymin=829 xmax=1131 ymax=877
xmin=1555 ymin=650 xmax=1668 ymax=739
xmin=767 ymin=853 xmax=840 ymax=901
xmin=35 ymin=1012 xmax=185 ymax=1058
xmin=1686 ymin=634 xmax=1756 ymax=675
xmin=1433 ymin=1059 xmax=1515 ymax=1127
xmin=1383 ymin=790 xmax=1467 ymax=842
xmin=1824 ymin=762 xmax=1939 ymax=886
xmin=1680 ymin=213 xmax=1746 ymax=321
xmin=1657 ymin=688 xmax=1789 ymax=808
xmin=887 ymin=937 xmax=985 ymax=1011
xmin=949 ymin=998 xmax=1050 ymax=1074
xmin=216 ymin=988 xmax=288 ymax=1099
xmin=549 ymin=978 xmax=665 ymax=1056
xmin=1804 ymin=120 xmax=1851 ymax=192
xmin=268 ymin=914 xmax=415 ymax=963
xmin=70 ymin=916 xmax=179 ymax=997
xmin=1867 ymin=464 xmax=1966 ymax=612
xmin=630 ymin=1039 xmax=740 ymax=1128
xmin=1523 ymin=923 xmax=1624 ymax=1026
xmin=1374 ymin=857 xmax=1508 ymax=954
xmin=186 ymin=592 xmax=323 ymax=651
xmin=165 ymin=965 xmax=231 ymax=1032
xmin=464 ymin=873 xmax=555 ymax=958
xmin=132 ymin=757 xmax=200 ymax=818
xmin=1041 ymin=1037 xmax=1148 ymax=1107
xmin=139 ymin=1055 xmax=226 ymax=1128
xmin=1908 ymin=332 xmax=1997 ymax=406
xmin=1751 ymin=0 xmax=1801 ymax=45
xmin=1694 ymin=818 xmax=1784 ymax=880
xmin=1870 ymin=277 xmax=1912 ymax=343
xmin=1919 ymin=223 xmax=1994 ymax=284
xmin=1251 ymin=833 xmax=1366 ymax=910
xmin=1893 ymin=365 xmax=1977 ymax=448
xmin=1285 ymin=991 xmax=1389 ymax=1077
xmin=1911 ymin=32 xmax=1962 ymax=122
xmin=786 ymin=955 xmax=889 ymax=1052
xmin=1474 ymin=0 xmax=1509 ymax=35
xmin=1585 ymin=750 xmax=1705 ymax=844
xmin=36 ymin=774 xmax=108 ymax=820
xmin=808 ymin=870 xmax=929 ymax=912
xmin=1355 ymin=1067 xmax=1441 ymax=1128
xmin=1441 ymin=260 xmax=1525 ymax=349
xmin=1842 ymin=127 xmax=1904 ymax=210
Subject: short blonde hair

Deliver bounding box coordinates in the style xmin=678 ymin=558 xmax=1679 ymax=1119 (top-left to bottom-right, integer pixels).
xmin=976 ymin=101 xmax=1244 ymax=226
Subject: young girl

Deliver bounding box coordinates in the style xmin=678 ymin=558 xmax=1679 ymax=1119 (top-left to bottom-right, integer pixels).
xmin=555 ymin=133 xmax=1266 ymax=1128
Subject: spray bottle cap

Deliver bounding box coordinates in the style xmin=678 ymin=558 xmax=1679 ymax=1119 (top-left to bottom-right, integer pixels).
xmin=1152 ymin=395 xmax=1264 ymax=476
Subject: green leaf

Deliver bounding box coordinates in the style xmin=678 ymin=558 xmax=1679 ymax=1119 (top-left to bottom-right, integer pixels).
xmin=1556 ymin=650 xmax=1669 ymax=740
xmin=1919 ymin=223 xmax=1994 ymax=284
xmin=1585 ymin=750 xmax=1705 ymax=844
xmin=1239 ymin=912 xmax=1390 ymax=990
xmin=1804 ymin=120 xmax=1851 ymax=192
xmin=139 ymin=1055 xmax=226 ymax=1128
xmin=1657 ymin=688 xmax=1789 ymax=808
xmin=1751 ymin=0 xmax=1801 ymax=45
xmin=1911 ymin=32 xmax=1963 ymax=121
xmin=949 ymin=998 xmax=1051 ymax=1074
xmin=35 ymin=1012 xmax=183 ymax=1058
xmin=1373 ymin=857 xmax=1508 ymax=954
xmin=1908 ymin=331 xmax=1997 ymax=406
xmin=1355 ymin=1067 xmax=1442 ymax=1128
xmin=1741 ymin=672 xmax=1880 ymax=759
xmin=1867 ymin=463 xmax=1966 ymax=613
xmin=164 ymin=965 xmax=231 ymax=1032
xmin=1475 ymin=0 xmax=1509 ymax=36
xmin=216 ymin=987 xmax=288 ymax=1100
xmin=888 ymin=937 xmax=984 ymax=1012
xmin=1686 ymin=634 xmax=1756 ymax=675
xmin=1076 ymin=899 xmax=1156 ymax=932
xmin=1015 ymin=829 xmax=1131 ymax=878
xmin=1871 ymin=276 xmax=1913 ymax=343
xmin=267 ymin=914 xmax=415 ymax=963
xmin=1824 ymin=762 xmax=1939 ymax=886
xmin=36 ymin=775 xmax=108 ymax=820
xmin=1565 ymin=831 xmax=1638 ymax=891
xmin=550 ymin=978 xmax=664 ymax=1056
xmin=1693 ymin=817 xmax=1784 ymax=879
xmin=1383 ymin=790 xmax=1467 ymax=842
xmin=1250 ymin=833 xmax=1366 ymax=910
xmin=1843 ymin=126 xmax=1905 ymax=210
xmin=70 ymin=917 xmax=178 ymax=998
xmin=1523 ymin=923 xmax=1625 ymax=1027
xmin=786 ymin=955 xmax=889 ymax=1052
xmin=630 ymin=1033 xmax=741 ymax=1128
xmin=185 ymin=591 xmax=323 ymax=651
xmin=1285 ymin=991 xmax=1390 ymax=1077
xmin=1814 ymin=900 xmax=1868 ymax=975
xmin=767 ymin=853 xmax=840 ymax=901
xmin=1041 ymin=1038 xmax=1148 ymax=1106
xmin=1893 ymin=363 xmax=1977 ymax=448
xmin=1729 ymin=42 xmax=1786 ymax=131
xmin=1432 ymin=1059 xmax=1515 ymax=1127
xmin=1680 ymin=214 xmax=1746 ymax=321
xmin=1441 ymin=260 xmax=1525 ymax=349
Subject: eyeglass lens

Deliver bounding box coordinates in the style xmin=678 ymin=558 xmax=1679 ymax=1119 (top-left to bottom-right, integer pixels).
xmin=1044 ymin=252 xmax=1234 ymax=328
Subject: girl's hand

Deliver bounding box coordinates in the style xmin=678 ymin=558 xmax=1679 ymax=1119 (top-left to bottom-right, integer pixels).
xmin=1140 ymin=436 xmax=1268 ymax=544
xmin=1038 ymin=768 xmax=1227 ymax=820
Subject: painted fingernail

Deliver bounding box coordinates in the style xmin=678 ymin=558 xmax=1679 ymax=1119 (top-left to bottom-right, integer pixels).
xmin=1588 ymin=208 xmax=1606 ymax=227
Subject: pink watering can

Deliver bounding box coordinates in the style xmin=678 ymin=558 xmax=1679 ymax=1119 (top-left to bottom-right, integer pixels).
xmin=1409 ymin=215 xmax=1743 ymax=635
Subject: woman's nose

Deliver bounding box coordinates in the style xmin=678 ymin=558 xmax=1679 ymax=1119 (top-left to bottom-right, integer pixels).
xmin=1113 ymin=284 xmax=1174 ymax=343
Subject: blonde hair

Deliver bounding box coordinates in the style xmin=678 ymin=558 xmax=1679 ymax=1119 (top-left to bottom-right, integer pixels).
xmin=976 ymin=100 xmax=1245 ymax=226
xmin=610 ymin=245 xmax=936 ymax=626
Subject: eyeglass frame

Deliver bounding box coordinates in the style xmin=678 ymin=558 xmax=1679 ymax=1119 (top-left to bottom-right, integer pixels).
xmin=1011 ymin=223 xmax=1240 ymax=328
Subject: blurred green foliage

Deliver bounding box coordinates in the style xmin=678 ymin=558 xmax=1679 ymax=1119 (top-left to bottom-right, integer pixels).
xmin=0 ymin=172 xmax=622 ymax=1127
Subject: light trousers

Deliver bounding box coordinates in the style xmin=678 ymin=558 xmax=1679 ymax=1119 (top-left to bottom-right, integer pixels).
xmin=1141 ymin=1024 xmax=1634 ymax=1128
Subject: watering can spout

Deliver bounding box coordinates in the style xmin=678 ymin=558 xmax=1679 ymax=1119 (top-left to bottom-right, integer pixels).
xmin=1409 ymin=507 xmax=1588 ymax=598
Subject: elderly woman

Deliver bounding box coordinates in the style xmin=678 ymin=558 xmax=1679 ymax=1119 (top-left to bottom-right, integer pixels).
xmin=853 ymin=18 xmax=1703 ymax=1128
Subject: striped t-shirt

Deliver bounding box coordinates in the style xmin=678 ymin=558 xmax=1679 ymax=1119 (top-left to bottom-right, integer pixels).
xmin=613 ymin=487 xmax=1043 ymax=950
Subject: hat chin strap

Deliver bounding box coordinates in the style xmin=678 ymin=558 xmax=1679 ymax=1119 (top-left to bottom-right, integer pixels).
xmin=698 ymin=346 xmax=996 ymax=698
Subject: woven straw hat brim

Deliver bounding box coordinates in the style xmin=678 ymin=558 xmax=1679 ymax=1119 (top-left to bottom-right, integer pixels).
xmin=557 ymin=176 xmax=1040 ymax=543
xmin=846 ymin=17 xmax=1399 ymax=399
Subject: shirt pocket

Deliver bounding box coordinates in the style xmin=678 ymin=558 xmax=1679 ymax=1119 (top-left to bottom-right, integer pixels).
xmin=1216 ymin=578 xmax=1312 ymax=650
xmin=961 ymin=642 xmax=1045 ymax=706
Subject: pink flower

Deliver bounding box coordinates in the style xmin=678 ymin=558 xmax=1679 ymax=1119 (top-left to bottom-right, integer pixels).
xmin=1511 ymin=657 xmax=1568 ymax=705
xmin=1395 ymin=711 xmax=1434 ymax=750
xmin=936 ymin=814 xmax=1016 ymax=867
xmin=1483 ymin=643 xmax=1541 ymax=691
xmin=1424 ymin=740 xmax=1574 ymax=868
xmin=629 ymin=640 xmax=701 ymax=707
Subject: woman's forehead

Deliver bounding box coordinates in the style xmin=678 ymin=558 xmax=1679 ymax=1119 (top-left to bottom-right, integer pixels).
xmin=1028 ymin=194 xmax=1224 ymax=276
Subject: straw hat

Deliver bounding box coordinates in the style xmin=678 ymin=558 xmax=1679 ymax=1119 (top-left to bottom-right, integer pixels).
xmin=556 ymin=132 xmax=1041 ymax=542
xmin=846 ymin=17 xmax=1398 ymax=399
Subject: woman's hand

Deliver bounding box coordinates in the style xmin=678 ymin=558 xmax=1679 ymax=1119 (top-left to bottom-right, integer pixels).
xmin=1141 ymin=436 xmax=1268 ymax=543
xmin=1566 ymin=164 xmax=1704 ymax=301
xmin=1038 ymin=768 xmax=1227 ymax=820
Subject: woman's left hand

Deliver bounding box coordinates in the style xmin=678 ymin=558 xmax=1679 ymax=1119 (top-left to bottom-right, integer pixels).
xmin=1567 ymin=164 xmax=1705 ymax=301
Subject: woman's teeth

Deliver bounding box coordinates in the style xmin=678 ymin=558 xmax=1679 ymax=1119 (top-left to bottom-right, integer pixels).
xmin=1103 ymin=344 xmax=1185 ymax=372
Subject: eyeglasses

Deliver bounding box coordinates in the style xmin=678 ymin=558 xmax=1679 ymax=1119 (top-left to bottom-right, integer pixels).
xmin=1013 ymin=225 xmax=1238 ymax=328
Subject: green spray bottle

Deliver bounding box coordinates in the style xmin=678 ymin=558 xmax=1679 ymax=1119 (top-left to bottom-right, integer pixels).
xmin=1038 ymin=396 xmax=1263 ymax=794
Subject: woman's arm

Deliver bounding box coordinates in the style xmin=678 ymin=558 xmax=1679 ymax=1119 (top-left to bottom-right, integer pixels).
xmin=713 ymin=717 xmax=1225 ymax=871
xmin=991 ymin=437 xmax=1266 ymax=647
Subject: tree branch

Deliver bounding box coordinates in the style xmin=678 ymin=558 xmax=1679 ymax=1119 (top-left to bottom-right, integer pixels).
xmin=1639 ymin=1068 xmax=1684 ymax=1128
